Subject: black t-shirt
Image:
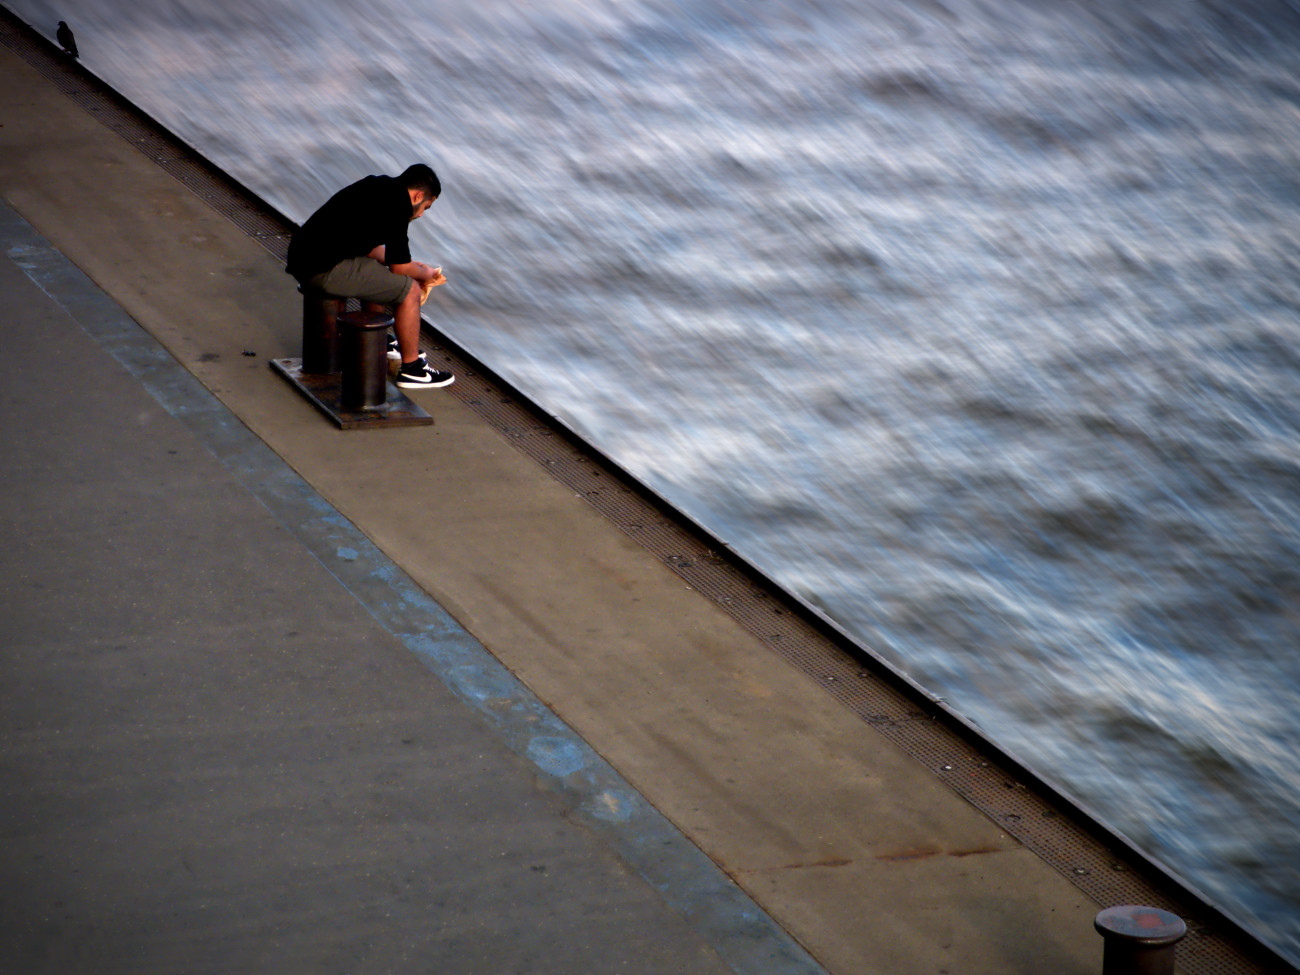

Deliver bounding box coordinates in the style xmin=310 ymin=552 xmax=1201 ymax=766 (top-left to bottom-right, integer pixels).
xmin=286 ymin=175 xmax=413 ymax=280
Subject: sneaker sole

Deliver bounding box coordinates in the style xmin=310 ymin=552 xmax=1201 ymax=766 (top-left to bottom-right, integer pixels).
xmin=395 ymin=374 xmax=455 ymax=389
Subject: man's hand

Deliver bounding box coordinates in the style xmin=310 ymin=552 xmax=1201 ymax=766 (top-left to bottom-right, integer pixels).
xmin=419 ymin=263 xmax=447 ymax=288
xmin=413 ymin=263 xmax=445 ymax=305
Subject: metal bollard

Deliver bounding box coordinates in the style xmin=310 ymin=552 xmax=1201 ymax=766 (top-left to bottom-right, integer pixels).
xmin=339 ymin=309 xmax=393 ymax=411
xmin=1095 ymin=906 xmax=1187 ymax=975
xmin=300 ymin=289 xmax=345 ymax=375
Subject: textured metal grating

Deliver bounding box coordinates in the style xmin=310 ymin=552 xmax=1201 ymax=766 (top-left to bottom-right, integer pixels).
xmin=2 ymin=9 xmax=1291 ymax=974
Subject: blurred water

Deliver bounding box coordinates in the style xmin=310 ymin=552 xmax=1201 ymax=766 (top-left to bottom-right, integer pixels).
xmin=10 ymin=0 xmax=1300 ymax=959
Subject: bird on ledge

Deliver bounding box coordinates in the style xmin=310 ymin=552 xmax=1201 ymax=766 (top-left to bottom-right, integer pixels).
xmin=56 ymin=20 xmax=78 ymax=58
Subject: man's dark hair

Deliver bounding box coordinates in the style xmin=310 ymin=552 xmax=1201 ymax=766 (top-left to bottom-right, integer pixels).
xmin=399 ymin=164 xmax=441 ymax=199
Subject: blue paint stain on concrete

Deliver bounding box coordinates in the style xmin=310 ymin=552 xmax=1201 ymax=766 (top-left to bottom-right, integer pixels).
xmin=587 ymin=788 xmax=639 ymax=823
xmin=443 ymin=663 xmax=527 ymax=708
xmin=527 ymin=736 xmax=590 ymax=779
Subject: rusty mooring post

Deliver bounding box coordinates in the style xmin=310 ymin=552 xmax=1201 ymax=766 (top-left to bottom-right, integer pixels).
xmin=1095 ymin=906 xmax=1187 ymax=975
xmin=339 ymin=309 xmax=393 ymax=411
xmin=300 ymin=289 xmax=345 ymax=375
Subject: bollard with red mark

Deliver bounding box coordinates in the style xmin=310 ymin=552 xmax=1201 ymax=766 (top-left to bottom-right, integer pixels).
xmin=1095 ymin=905 xmax=1187 ymax=975
xmin=300 ymin=289 xmax=344 ymax=375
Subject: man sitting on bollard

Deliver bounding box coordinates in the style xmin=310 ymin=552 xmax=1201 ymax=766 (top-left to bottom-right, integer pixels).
xmin=286 ymin=163 xmax=454 ymax=389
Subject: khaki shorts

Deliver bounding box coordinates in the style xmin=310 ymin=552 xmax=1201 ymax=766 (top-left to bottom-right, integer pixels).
xmin=307 ymin=257 xmax=412 ymax=305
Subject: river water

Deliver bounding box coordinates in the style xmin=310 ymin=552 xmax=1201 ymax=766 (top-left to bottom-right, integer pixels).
xmin=9 ymin=0 xmax=1300 ymax=960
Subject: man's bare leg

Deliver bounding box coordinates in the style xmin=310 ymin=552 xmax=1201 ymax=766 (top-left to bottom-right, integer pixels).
xmin=393 ymin=281 xmax=423 ymax=364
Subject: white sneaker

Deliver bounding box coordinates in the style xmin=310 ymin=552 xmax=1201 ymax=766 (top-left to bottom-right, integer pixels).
xmin=396 ymin=355 xmax=455 ymax=389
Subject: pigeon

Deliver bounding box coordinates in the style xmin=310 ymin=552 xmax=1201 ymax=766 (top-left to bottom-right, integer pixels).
xmin=56 ymin=21 xmax=78 ymax=58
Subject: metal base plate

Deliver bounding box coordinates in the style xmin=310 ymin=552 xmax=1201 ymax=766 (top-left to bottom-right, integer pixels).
xmin=270 ymin=358 xmax=433 ymax=430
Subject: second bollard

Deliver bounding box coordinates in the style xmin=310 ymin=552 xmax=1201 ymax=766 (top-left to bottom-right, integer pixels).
xmin=1095 ymin=905 xmax=1187 ymax=975
xmin=300 ymin=290 xmax=345 ymax=375
xmin=339 ymin=309 xmax=393 ymax=411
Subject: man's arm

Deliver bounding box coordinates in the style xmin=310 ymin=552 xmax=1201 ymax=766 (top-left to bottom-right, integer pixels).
xmin=366 ymin=245 xmax=445 ymax=288
xmin=390 ymin=260 xmax=447 ymax=288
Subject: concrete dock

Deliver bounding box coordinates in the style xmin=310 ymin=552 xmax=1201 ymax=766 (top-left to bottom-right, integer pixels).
xmin=1 ymin=15 xmax=1288 ymax=975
